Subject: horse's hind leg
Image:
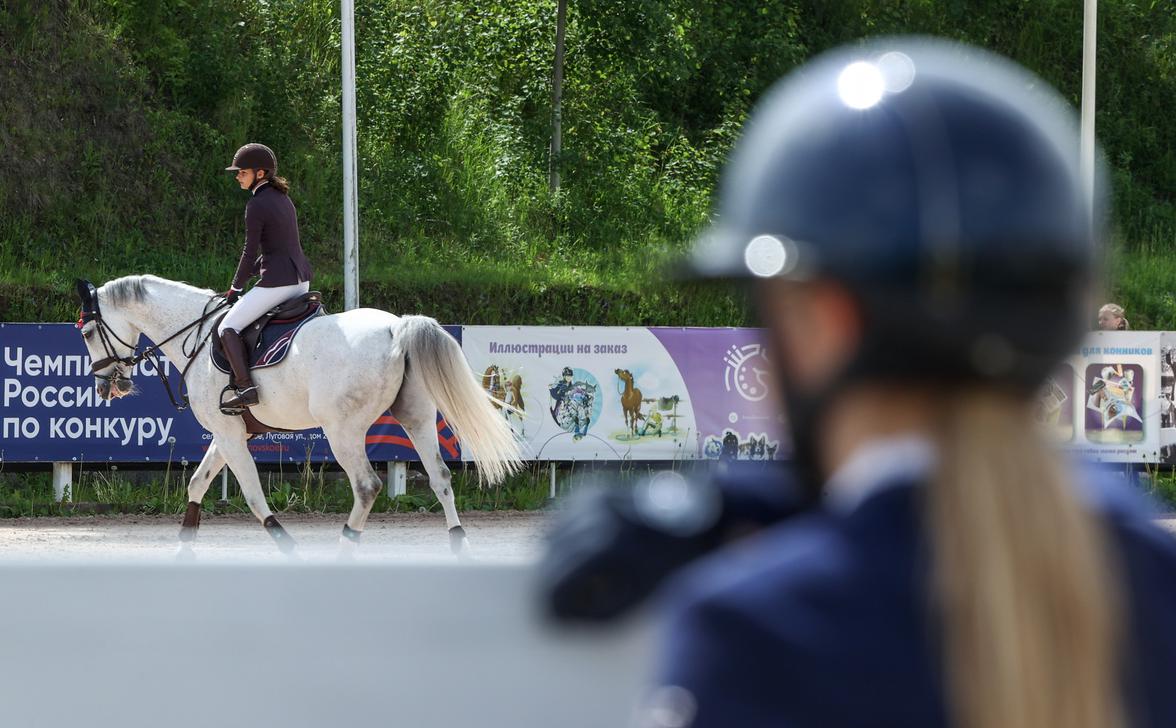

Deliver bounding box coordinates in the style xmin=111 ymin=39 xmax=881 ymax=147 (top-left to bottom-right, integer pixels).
xmin=324 ymin=429 xmax=384 ymax=543
xmin=216 ymin=436 xmax=296 ymax=553
xmin=178 ymin=442 xmax=226 ymax=542
xmin=392 ymin=389 xmax=467 ymax=555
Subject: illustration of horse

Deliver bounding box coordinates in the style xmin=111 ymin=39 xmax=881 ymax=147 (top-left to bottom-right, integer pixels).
xmin=504 ymin=374 xmax=525 ymax=435
xmin=482 ymin=365 xmax=506 ymax=410
xmin=615 ymin=368 xmax=643 ymax=436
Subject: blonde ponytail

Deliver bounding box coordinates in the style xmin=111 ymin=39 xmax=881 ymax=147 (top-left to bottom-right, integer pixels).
xmin=929 ymin=391 xmax=1123 ymax=728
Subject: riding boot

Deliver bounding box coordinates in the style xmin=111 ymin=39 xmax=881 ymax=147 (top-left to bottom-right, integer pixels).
xmin=220 ymin=329 xmax=260 ymax=408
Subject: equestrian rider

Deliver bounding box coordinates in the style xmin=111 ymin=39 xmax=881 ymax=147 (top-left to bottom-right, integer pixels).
xmin=219 ymin=143 xmax=314 ymax=409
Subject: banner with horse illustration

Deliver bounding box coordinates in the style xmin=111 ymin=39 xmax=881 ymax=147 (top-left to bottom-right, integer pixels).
xmin=460 ymin=326 xmax=789 ymax=462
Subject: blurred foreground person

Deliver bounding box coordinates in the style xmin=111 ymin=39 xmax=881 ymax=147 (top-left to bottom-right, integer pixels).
xmin=625 ymin=38 xmax=1176 ymax=728
xmin=649 ymin=37 xmax=1176 ymax=728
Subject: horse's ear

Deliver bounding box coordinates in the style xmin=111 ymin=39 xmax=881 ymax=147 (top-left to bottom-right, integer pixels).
xmin=75 ymin=279 xmax=96 ymax=307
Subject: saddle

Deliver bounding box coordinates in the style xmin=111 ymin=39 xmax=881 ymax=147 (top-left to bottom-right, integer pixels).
xmin=212 ymin=292 xmax=325 ymax=436
xmin=212 ymin=291 xmax=325 ymax=374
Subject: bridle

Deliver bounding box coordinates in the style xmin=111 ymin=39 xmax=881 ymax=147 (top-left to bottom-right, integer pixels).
xmin=76 ymin=280 xmax=230 ymax=412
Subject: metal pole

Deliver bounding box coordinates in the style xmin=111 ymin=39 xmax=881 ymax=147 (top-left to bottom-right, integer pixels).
xmin=341 ymin=0 xmax=360 ymax=311
xmin=548 ymin=0 xmax=567 ymax=193
xmin=1080 ymin=0 xmax=1098 ymax=228
xmin=221 ymin=467 xmax=229 ymax=502
xmin=549 ymin=462 xmax=556 ymax=499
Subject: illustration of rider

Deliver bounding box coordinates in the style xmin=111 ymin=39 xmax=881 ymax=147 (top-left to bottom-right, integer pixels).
xmin=549 ymin=366 xmax=596 ymax=441
xmin=549 ymin=367 xmax=575 ymax=418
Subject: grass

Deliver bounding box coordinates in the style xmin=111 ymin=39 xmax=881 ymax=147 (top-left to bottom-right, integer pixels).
xmin=0 ymin=460 xmax=717 ymax=518
xmin=1106 ymin=238 xmax=1176 ymax=331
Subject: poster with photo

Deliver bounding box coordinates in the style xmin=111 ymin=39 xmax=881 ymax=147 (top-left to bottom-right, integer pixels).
xmin=1157 ymin=333 xmax=1176 ymax=463
xmin=1066 ymin=331 xmax=1161 ymax=463
xmin=1035 ymin=364 xmax=1074 ymax=442
xmin=1083 ymin=363 xmax=1144 ymax=443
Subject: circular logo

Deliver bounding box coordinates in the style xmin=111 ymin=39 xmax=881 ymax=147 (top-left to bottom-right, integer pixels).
xmin=723 ymin=344 xmax=771 ymax=402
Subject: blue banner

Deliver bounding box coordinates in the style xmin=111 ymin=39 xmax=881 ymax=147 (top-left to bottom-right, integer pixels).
xmin=0 ymin=323 xmax=461 ymax=464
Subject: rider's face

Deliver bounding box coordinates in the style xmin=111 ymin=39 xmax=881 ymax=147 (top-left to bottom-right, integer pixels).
xmin=235 ymin=168 xmax=261 ymax=190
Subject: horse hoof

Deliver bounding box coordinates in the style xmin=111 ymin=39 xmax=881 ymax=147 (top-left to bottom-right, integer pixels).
xmin=175 ymin=544 xmax=197 ymax=562
xmin=264 ymin=515 xmax=297 ymax=554
xmin=336 ymin=537 xmax=359 ymax=562
xmin=449 ymin=525 xmax=469 ymax=556
xmin=178 ymin=526 xmax=198 ymax=543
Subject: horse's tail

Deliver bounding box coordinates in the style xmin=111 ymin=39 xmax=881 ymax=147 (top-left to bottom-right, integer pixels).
xmin=394 ymin=316 xmax=524 ymax=485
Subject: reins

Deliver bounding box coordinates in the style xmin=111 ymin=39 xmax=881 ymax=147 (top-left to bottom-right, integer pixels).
xmin=78 ymin=292 xmax=230 ymax=412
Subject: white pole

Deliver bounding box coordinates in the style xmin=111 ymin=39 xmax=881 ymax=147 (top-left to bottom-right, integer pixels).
xmin=389 ymin=462 xmax=407 ymax=497
xmin=220 ymin=467 xmax=229 ymax=502
xmin=341 ymin=0 xmax=360 ymax=311
xmin=52 ymin=463 xmax=72 ymax=503
xmin=1080 ymin=0 xmax=1098 ymax=228
xmin=549 ymin=462 xmax=556 ymax=499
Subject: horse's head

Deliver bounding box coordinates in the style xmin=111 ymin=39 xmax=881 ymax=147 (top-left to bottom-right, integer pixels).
xmin=614 ymin=368 xmax=632 ymax=383
xmin=75 ymin=278 xmax=139 ymax=401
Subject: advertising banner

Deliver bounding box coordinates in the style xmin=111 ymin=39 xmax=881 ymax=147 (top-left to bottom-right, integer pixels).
xmin=461 ymin=326 xmax=787 ymax=461
xmin=1043 ymin=331 xmax=1163 ymax=464
xmin=0 ymin=323 xmax=459 ymax=464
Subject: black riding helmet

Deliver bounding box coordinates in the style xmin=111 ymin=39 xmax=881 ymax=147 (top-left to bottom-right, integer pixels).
xmin=225 ymin=143 xmax=277 ymax=173
xmin=685 ymin=37 xmax=1103 ymax=489
xmin=689 ymin=37 xmax=1100 ymax=390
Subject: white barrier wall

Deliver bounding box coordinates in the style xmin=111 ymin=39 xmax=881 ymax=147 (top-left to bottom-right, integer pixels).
xmin=0 ymin=563 xmax=652 ymax=728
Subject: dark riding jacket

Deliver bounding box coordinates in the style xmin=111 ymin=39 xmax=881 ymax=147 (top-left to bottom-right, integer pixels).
xmin=230 ymin=182 xmax=314 ymax=291
xmin=651 ymin=471 xmax=1176 ymax=727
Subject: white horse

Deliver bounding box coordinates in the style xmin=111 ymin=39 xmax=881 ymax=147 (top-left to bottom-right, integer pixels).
xmin=74 ymin=274 xmax=522 ymax=554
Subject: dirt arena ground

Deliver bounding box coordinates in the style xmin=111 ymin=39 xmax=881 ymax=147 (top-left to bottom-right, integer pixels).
xmin=0 ymin=511 xmax=550 ymax=563
xmin=0 ymin=511 xmax=1170 ymax=564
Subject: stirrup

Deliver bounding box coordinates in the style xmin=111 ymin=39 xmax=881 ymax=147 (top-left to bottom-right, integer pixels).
xmin=219 ymin=384 xmax=258 ymax=415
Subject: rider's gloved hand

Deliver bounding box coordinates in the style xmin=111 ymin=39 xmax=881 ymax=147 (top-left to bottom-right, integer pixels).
xmin=224 ymin=287 xmax=241 ymax=305
xmin=538 ymin=461 xmax=810 ymax=623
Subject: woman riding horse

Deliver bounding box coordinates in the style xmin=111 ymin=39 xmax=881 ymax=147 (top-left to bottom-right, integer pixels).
xmin=219 ymin=143 xmax=314 ymax=409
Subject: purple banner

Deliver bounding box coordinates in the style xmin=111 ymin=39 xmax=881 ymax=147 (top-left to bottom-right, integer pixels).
xmin=649 ymin=328 xmax=788 ymax=460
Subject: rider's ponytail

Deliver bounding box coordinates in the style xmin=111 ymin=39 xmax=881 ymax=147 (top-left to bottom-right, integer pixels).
xmin=268 ymin=175 xmax=290 ymax=194
xmin=929 ymin=390 xmax=1124 ymax=728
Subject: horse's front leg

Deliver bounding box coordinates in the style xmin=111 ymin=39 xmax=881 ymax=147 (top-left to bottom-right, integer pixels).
xmin=178 ymin=441 xmax=226 ymax=542
xmin=216 ymin=436 xmax=297 ymax=554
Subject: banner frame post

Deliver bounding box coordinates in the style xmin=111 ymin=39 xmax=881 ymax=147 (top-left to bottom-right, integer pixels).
xmin=52 ymin=462 xmax=72 ymax=503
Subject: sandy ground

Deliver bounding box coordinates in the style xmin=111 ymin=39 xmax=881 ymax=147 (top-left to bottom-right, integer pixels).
xmin=0 ymin=510 xmax=551 ymax=563
xmin=0 ymin=510 xmax=1169 ymax=564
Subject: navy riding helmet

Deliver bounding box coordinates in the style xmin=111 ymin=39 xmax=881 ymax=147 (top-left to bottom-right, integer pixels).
xmin=688 ymin=37 xmax=1104 ymax=391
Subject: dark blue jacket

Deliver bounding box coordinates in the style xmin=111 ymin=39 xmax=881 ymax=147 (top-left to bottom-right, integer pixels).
xmin=231 ymin=183 xmax=313 ymax=291
xmin=652 ymin=476 xmax=1176 ymax=727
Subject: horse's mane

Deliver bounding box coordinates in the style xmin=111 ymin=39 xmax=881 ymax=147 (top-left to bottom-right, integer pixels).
xmin=102 ymin=274 xmax=215 ymax=307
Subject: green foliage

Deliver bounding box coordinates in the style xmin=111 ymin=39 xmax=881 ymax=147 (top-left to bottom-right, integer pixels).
xmin=0 ymin=462 xmax=557 ymax=516
xmin=0 ymin=0 xmax=1173 ymax=326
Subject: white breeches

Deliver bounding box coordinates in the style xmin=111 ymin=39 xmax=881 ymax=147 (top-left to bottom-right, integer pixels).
xmin=218 ymin=282 xmax=311 ymax=336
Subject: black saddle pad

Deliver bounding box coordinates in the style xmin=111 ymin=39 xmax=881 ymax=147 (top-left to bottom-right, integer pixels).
xmin=212 ymin=302 xmax=325 ymax=373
